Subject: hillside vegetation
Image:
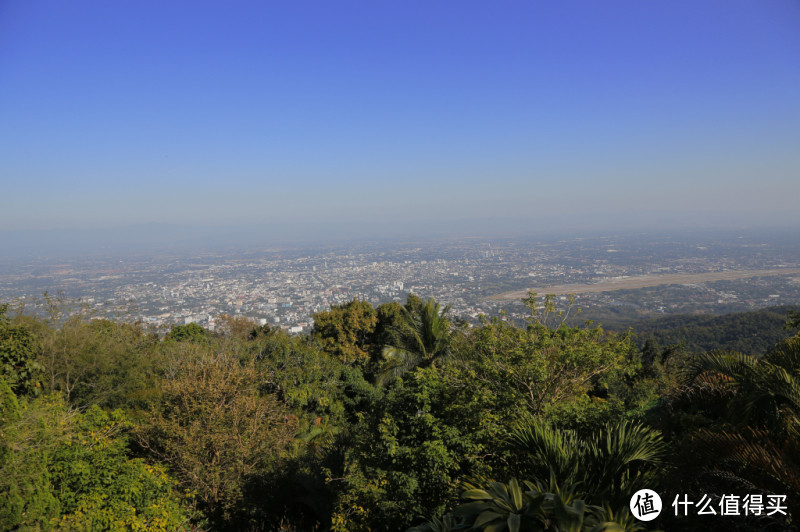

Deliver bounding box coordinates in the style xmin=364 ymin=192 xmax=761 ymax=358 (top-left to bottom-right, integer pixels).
xmin=622 ymin=305 xmax=800 ymax=355
xmin=1 ymin=295 xmax=798 ymax=531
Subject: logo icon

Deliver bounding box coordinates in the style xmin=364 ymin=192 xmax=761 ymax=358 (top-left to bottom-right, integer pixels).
xmin=630 ymin=489 xmax=662 ymax=521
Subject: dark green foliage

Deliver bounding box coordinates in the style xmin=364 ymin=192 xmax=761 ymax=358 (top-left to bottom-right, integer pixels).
xmin=330 ymin=365 xmax=503 ymax=530
xmin=603 ymin=339 xmax=687 ymax=424
xmin=787 ymin=310 xmax=800 ymax=332
xmin=165 ymin=321 xmax=209 ymax=343
xmin=255 ymin=328 xmax=351 ymax=421
xmin=685 ymin=340 xmax=800 ymax=440
xmin=372 ymin=301 xmax=408 ymax=354
xmin=627 ymin=305 xmax=800 ymax=355
xmin=380 ymin=297 xmax=455 ymax=381
xmin=509 ymin=419 xmax=666 ymax=510
xmin=0 ymin=304 xmax=42 ymax=396
xmin=658 ymin=337 xmax=800 ymax=529
xmin=413 ymin=478 xmax=643 ymax=532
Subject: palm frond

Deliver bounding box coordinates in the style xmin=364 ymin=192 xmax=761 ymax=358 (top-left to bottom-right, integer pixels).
xmin=510 ymin=418 xmax=665 ymax=508
xmin=406 ymin=514 xmax=462 ymax=532
xmin=764 ymin=337 xmax=800 ymax=374
xmin=686 ymin=348 xmax=800 ymax=437
xmin=378 ymin=297 xmax=454 ymax=382
xmin=692 ymin=426 xmax=800 ymax=496
xmin=377 ymin=346 xmax=421 ymax=385
xmin=509 ymin=418 xmax=581 ymax=486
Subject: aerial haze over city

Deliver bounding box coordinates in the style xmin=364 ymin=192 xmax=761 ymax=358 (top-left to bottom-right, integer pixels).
xmin=3 ymin=229 xmax=799 ymax=333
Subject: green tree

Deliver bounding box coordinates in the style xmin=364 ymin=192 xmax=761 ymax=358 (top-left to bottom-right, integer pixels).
xmin=0 ymin=304 xmax=42 ymax=396
xmin=381 ymin=297 xmax=454 ymax=380
xmin=787 ymin=310 xmax=800 ymax=335
xmin=164 ymin=322 xmax=208 ymax=343
xmin=509 ymin=418 xmax=666 ymax=510
xmin=330 ymin=365 xmax=503 ymax=531
xmin=670 ymin=339 xmax=800 ymax=522
xmin=463 ymin=316 xmax=632 ymax=424
xmin=135 ymin=346 xmax=297 ymax=527
xmin=257 ymin=328 xmax=350 ymax=420
xmin=50 ymin=406 xmax=190 ymax=531
xmin=36 ymin=316 xmax=159 ymax=408
xmin=0 ymin=378 xmax=62 ymax=530
xmin=247 ymin=328 xmax=379 ymax=529
xmin=313 ymin=299 xmax=378 ymax=366
xmin=602 ymin=339 xmax=687 ymax=423
xmin=686 ymin=340 xmax=800 ymax=443
xmin=414 ymin=477 xmax=642 ymax=532
xmin=1 ymin=381 xmax=188 ymax=531
xmin=372 ymin=302 xmax=407 ymax=350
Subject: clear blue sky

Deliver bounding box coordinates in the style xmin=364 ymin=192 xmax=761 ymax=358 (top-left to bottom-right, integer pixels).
xmin=1 ymin=1 xmax=799 ymax=239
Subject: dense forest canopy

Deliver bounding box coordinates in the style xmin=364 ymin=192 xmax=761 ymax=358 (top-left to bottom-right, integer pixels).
xmin=620 ymin=305 xmax=800 ymax=355
xmin=1 ymin=296 xmax=798 ymax=531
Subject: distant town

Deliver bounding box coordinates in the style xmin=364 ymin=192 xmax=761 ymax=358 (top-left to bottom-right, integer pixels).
xmin=2 ymin=229 xmax=799 ymax=332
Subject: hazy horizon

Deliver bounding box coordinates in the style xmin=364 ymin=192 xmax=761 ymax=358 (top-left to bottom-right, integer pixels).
xmin=2 ymin=220 xmax=799 ymax=261
xmin=2 ymin=1 xmax=799 ymax=245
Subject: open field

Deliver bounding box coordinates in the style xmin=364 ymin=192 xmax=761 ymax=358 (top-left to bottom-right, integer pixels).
xmin=487 ymin=268 xmax=800 ymax=301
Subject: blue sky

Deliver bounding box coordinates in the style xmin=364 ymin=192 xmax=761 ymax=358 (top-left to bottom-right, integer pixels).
xmin=1 ymin=1 xmax=799 ymax=239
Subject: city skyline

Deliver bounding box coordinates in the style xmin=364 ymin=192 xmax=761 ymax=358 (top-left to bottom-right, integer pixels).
xmin=3 ymin=229 xmax=800 ymax=334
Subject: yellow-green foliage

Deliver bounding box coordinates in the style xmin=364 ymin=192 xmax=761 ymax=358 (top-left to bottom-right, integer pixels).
xmin=135 ymin=347 xmax=296 ymax=524
xmin=464 ymin=316 xmax=632 ymax=424
xmin=0 ymin=382 xmax=64 ymax=531
xmin=0 ymin=384 xmax=189 ymax=531
xmin=313 ymin=299 xmax=378 ymax=366
xmin=50 ymin=405 xmax=189 ymax=530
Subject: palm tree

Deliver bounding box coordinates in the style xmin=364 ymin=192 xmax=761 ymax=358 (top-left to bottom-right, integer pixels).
xmin=380 ymin=297 xmax=454 ymax=380
xmin=410 ymin=477 xmax=643 ymax=532
xmin=680 ymin=339 xmax=800 ymax=519
xmin=685 ymin=339 xmax=800 ymax=440
xmin=509 ymin=419 xmax=666 ymax=510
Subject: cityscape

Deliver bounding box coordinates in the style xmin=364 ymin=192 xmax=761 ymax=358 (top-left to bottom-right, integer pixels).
xmin=2 ymin=228 xmax=799 ymax=333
